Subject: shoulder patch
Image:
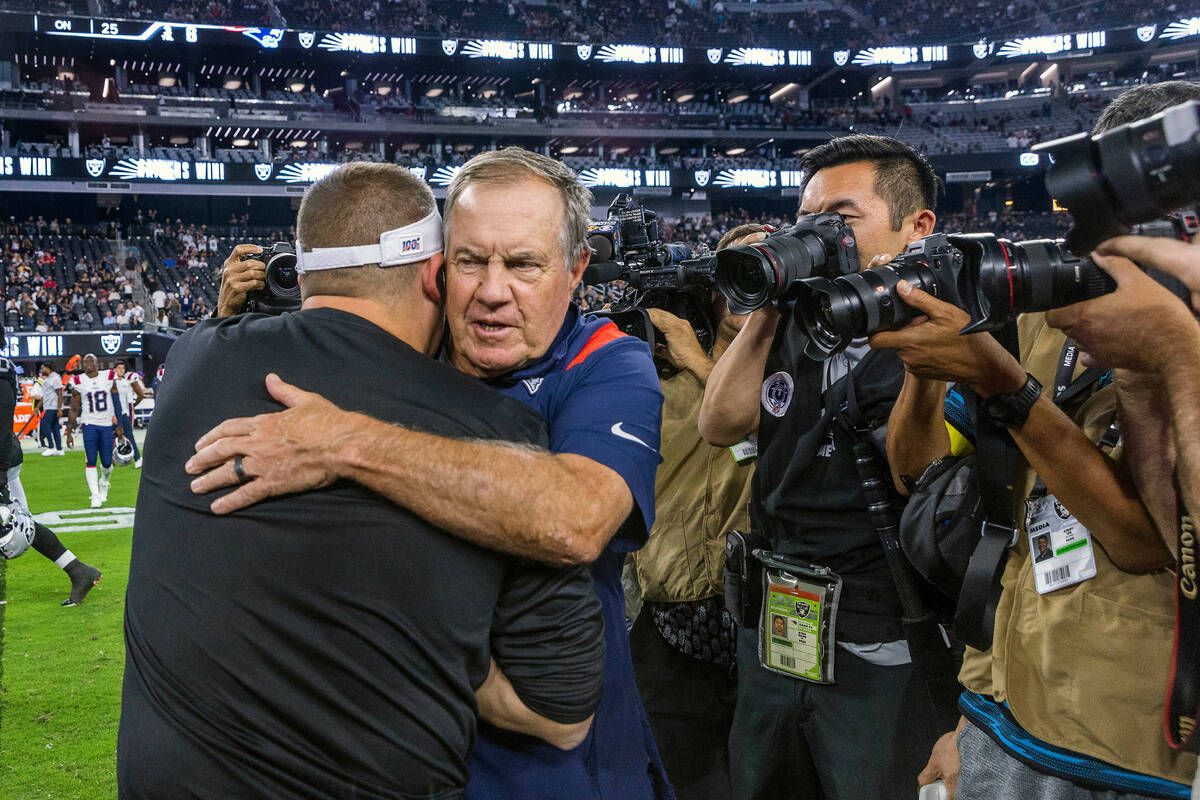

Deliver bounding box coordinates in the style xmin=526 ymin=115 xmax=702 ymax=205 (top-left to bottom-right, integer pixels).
xmin=565 ymin=321 xmax=626 ymax=371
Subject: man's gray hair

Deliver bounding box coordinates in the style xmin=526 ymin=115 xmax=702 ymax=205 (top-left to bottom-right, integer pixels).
xmin=443 ymin=147 xmax=593 ymax=268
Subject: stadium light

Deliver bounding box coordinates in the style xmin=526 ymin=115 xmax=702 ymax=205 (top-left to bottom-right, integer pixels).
xmin=157 ymin=75 xmax=176 ymax=88
xmin=726 ymin=147 xmax=747 ymax=156
xmin=559 ymin=146 xmax=579 ymax=154
xmin=769 ymin=83 xmax=798 ymax=102
xmin=480 ymin=88 xmax=499 ymax=99
xmin=232 ymin=138 xmax=251 ymax=147
xmin=289 ymin=80 xmax=307 ymax=92
xmin=425 ymin=87 xmax=444 ymax=98
xmin=673 ymin=91 xmax=694 ymax=103
xmin=223 ymin=78 xmax=242 ymax=91
xmin=658 ymin=146 xmax=679 ymax=155
xmin=727 ymin=92 xmax=750 ymax=103
xmin=375 ymin=85 xmax=392 ymax=96
xmin=563 ymin=86 xmax=583 ymax=100
xmin=291 ymin=140 xmax=309 ymax=148
xmin=168 ymin=136 xmax=189 ymax=145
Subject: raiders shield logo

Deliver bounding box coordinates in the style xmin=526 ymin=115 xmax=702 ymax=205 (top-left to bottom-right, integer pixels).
xmin=1136 ymin=24 xmax=1157 ymax=42
xmin=299 ymin=31 xmax=315 ymax=48
xmin=85 ymin=158 xmax=106 ymax=178
xmin=576 ymin=44 xmax=593 ymax=61
xmin=100 ymin=334 xmax=122 ymax=355
xmin=761 ymin=371 xmax=794 ymax=418
xmin=706 ymin=48 xmax=723 ymax=64
xmin=972 ymin=41 xmax=991 ymax=59
xmin=694 ymin=170 xmax=711 ymax=187
xmin=442 ymin=39 xmax=459 ymax=56
xmin=254 ymin=163 xmax=272 ymax=181
xmin=833 ymin=50 xmax=849 ymax=66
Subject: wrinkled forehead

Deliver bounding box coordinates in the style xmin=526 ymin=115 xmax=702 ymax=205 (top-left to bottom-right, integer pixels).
xmin=446 ymin=179 xmax=565 ymax=258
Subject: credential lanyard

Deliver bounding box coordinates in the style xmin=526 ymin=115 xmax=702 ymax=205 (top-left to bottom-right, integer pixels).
xmin=1052 ymin=339 xmax=1108 ymax=408
xmin=1166 ymin=474 xmax=1200 ymax=753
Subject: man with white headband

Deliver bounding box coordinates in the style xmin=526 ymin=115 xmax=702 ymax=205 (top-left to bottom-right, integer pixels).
xmin=119 ymin=162 xmax=606 ymax=798
xmin=190 ymin=147 xmax=671 ymax=799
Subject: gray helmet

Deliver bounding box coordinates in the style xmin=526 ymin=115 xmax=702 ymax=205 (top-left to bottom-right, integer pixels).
xmin=113 ymin=437 xmax=136 ymax=466
xmin=0 ymin=504 xmax=36 ymax=560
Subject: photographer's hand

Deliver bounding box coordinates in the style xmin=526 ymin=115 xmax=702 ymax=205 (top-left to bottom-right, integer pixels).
xmin=645 ymin=308 xmax=714 ymax=383
xmin=1045 ymin=253 xmax=1199 ymax=373
xmin=216 ymin=245 xmax=266 ymax=318
xmin=917 ymin=717 xmax=967 ymax=799
xmin=1095 ymin=234 xmax=1200 ymax=312
xmin=868 ymin=280 xmax=1025 ymax=397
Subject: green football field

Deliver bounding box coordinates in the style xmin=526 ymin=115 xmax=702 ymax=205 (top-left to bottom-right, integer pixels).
xmin=0 ymin=446 xmax=142 ymax=800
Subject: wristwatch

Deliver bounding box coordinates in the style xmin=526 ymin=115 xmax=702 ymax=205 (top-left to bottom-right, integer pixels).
xmin=980 ymin=373 xmax=1042 ymax=429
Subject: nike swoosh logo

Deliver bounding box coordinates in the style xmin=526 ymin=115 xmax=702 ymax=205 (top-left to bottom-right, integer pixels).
xmin=611 ymin=422 xmax=654 ymax=451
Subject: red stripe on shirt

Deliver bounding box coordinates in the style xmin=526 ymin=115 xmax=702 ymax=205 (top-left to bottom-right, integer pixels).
xmin=565 ymin=322 xmax=626 ymax=371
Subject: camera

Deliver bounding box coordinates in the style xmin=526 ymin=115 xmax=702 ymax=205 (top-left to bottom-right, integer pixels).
xmin=1034 ymin=99 xmax=1200 ymax=255
xmin=241 ymin=243 xmax=301 ymax=315
xmin=583 ymin=194 xmax=717 ymax=353
xmin=710 ymin=212 xmax=861 ymax=314
xmin=795 ymin=216 xmax=1195 ymax=358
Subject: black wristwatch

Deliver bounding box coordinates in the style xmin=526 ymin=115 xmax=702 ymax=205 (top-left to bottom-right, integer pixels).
xmin=980 ymin=373 xmax=1042 ymax=429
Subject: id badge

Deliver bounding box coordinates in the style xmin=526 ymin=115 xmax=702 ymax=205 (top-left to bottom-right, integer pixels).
xmin=755 ymin=550 xmax=841 ymax=684
xmin=1025 ymin=492 xmax=1098 ymax=594
xmin=730 ymin=436 xmax=758 ymax=463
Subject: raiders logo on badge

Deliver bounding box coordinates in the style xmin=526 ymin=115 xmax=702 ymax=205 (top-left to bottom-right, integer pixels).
xmin=761 ymin=371 xmax=794 ymax=418
xmin=1053 ymin=500 xmax=1071 ymax=520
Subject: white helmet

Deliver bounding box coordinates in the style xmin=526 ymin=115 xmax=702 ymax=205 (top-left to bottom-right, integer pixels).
xmin=0 ymin=504 xmax=36 ymax=560
xmin=113 ymin=437 xmax=136 ymax=467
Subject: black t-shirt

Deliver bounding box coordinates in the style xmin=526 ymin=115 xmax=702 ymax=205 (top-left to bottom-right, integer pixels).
xmin=117 ymin=308 xmax=606 ymax=800
xmin=752 ymin=306 xmax=906 ymax=642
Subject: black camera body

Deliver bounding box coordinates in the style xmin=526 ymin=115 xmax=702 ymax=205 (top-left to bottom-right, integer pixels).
xmin=711 ymin=212 xmax=861 ymax=314
xmin=1035 ymin=99 xmax=1200 ymax=255
xmin=241 ymin=243 xmax=301 ymax=315
xmin=584 ymin=194 xmax=716 ymax=355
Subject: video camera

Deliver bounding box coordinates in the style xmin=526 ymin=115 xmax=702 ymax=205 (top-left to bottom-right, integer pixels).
xmin=793 ymin=215 xmax=1197 ymax=357
xmin=583 ymin=194 xmax=718 ymax=353
xmin=240 ymin=243 xmax=301 ymax=315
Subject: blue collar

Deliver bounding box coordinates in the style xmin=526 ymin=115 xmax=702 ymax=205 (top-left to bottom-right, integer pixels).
xmin=483 ymin=304 xmax=583 ymax=386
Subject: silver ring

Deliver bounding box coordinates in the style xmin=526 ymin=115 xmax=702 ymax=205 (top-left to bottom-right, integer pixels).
xmin=233 ymin=455 xmax=248 ymax=484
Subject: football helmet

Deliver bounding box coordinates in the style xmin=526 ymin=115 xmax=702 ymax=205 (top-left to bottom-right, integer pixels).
xmin=0 ymin=504 xmax=36 ymax=560
xmin=113 ymin=437 xmax=136 ymax=466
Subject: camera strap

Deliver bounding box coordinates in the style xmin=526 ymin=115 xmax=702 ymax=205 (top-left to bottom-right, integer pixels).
xmin=954 ymin=321 xmax=1022 ymax=652
xmin=1052 ymin=339 xmax=1108 ymax=407
xmin=1166 ymin=474 xmax=1200 ymax=753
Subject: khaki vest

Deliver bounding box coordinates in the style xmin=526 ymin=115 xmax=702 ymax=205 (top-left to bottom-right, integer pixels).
xmin=960 ymin=314 xmax=1196 ymax=783
xmin=632 ymin=370 xmax=754 ymax=603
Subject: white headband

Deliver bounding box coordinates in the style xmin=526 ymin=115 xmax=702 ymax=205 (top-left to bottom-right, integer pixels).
xmin=295 ymin=210 xmax=443 ymax=273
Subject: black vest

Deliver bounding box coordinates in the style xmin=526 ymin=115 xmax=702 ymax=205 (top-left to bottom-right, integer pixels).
xmin=751 ymin=305 xmax=907 ymax=642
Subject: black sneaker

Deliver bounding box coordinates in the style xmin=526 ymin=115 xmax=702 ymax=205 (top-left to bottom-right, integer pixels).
xmin=62 ymin=562 xmax=102 ymax=606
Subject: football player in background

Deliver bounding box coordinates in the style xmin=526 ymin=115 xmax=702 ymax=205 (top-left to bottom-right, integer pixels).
xmin=112 ymin=361 xmax=145 ymax=468
xmin=0 ymin=353 xmax=101 ymax=605
xmin=66 ymin=354 xmax=117 ymax=508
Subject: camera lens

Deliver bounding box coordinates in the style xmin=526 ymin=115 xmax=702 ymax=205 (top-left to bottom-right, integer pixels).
xmin=715 ymin=248 xmax=776 ymax=314
xmin=971 ymin=239 xmax=1116 ymax=328
xmin=265 ymin=251 xmax=301 ymax=299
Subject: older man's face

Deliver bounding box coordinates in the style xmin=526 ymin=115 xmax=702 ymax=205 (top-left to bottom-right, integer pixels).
xmin=445 ymin=177 xmax=586 ymax=378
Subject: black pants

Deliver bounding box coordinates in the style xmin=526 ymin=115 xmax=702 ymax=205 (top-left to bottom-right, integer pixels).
xmin=630 ymin=611 xmax=737 ymax=800
xmin=729 ymin=626 xmax=943 ymax=800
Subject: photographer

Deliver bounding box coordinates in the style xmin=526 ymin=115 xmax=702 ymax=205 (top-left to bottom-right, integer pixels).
xmin=628 ymin=224 xmax=766 ymax=800
xmin=1045 ymin=236 xmax=1200 ymax=534
xmin=118 ymin=163 xmax=607 ymax=798
xmin=699 ymin=135 xmax=944 ymax=800
xmin=872 ymin=82 xmax=1200 ymax=799
xmin=186 ymin=148 xmax=669 ymax=800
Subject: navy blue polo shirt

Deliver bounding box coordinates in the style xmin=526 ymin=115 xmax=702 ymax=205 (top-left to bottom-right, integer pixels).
xmin=465 ymin=305 xmax=671 ymax=800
